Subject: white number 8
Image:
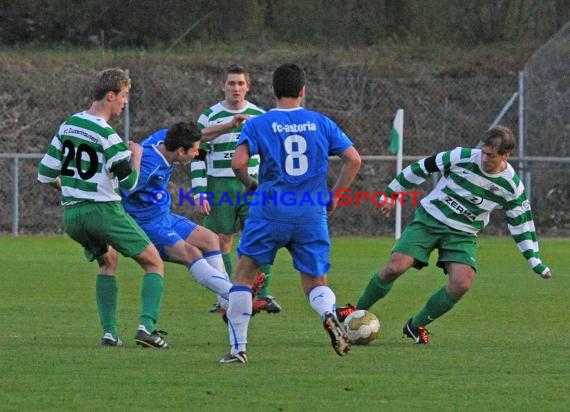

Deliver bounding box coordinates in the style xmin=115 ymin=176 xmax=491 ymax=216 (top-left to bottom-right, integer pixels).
xmin=284 ymin=135 xmax=308 ymax=176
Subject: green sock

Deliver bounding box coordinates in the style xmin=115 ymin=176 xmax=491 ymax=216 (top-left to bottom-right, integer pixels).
xmin=96 ymin=275 xmax=118 ymax=336
xmin=259 ymin=264 xmax=272 ymax=297
xmin=222 ymin=253 xmax=233 ymax=280
xmin=140 ymin=273 xmax=164 ymax=332
xmin=412 ymin=286 xmax=458 ymax=327
xmin=356 ymin=273 xmax=393 ymax=310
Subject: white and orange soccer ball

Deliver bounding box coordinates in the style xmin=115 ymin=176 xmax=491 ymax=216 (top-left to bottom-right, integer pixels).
xmin=343 ymin=310 xmax=381 ymax=345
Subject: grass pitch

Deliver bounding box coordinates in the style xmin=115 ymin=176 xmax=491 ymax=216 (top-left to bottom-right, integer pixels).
xmin=1 ymin=236 xmax=568 ymax=411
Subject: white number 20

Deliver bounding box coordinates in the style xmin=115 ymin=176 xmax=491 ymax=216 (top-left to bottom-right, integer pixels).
xmin=284 ymin=135 xmax=308 ymax=176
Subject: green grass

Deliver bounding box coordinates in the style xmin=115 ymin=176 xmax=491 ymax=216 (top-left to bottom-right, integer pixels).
xmin=1 ymin=236 xmax=568 ymax=411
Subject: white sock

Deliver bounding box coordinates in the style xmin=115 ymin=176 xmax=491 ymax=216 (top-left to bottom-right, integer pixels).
xmin=204 ymin=251 xmax=228 ymax=276
xmin=203 ymin=252 xmax=230 ymax=308
xmin=227 ymin=286 xmax=252 ymax=354
xmin=188 ymin=258 xmax=232 ymax=306
xmin=308 ymin=285 xmax=337 ymax=319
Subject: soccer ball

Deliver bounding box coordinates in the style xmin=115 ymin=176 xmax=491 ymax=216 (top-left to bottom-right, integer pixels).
xmin=343 ymin=310 xmax=381 ymax=345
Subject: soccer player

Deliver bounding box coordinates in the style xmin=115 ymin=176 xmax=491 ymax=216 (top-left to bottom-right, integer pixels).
xmin=340 ymin=125 xmax=552 ymax=344
xmin=220 ymin=63 xmax=362 ymax=364
xmin=120 ymin=122 xmax=265 ymax=316
xmin=191 ymin=64 xmax=281 ymax=314
xmin=37 ymin=68 xmax=169 ymax=349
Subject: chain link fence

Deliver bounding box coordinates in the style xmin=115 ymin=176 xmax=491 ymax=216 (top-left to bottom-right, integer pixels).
xmin=1 ymin=59 xmax=568 ymax=236
xmin=523 ymin=22 xmax=570 ymax=234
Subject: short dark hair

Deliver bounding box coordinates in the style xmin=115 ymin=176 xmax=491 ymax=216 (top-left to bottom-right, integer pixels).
xmin=93 ymin=68 xmax=130 ymax=100
xmin=164 ymin=121 xmax=201 ymax=151
xmin=224 ymin=64 xmax=251 ymax=85
xmin=272 ymin=63 xmax=305 ymax=99
xmin=482 ymin=125 xmax=516 ymax=155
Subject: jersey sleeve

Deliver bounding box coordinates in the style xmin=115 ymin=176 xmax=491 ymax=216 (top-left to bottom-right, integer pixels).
xmin=190 ymin=158 xmax=208 ymax=196
xmin=37 ymin=134 xmax=63 ymax=183
xmin=121 ymin=149 xmax=152 ymax=197
xmin=384 ymin=147 xmax=468 ymax=199
xmin=116 ymin=162 xmax=138 ymax=192
xmin=504 ymin=189 xmax=550 ymax=276
xmin=103 ymin=131 xmax=130 ymax=170
xmin=102 ymin=131 xmax=138 ymax=191
xmin=189 ymin=113 xmax=210 ymax=197
xmin=325 ymin=116 xmax=353 ymax=156
xmin=140 ymin=128 xmax=167 ymax=148
xmin=197 ymin=111 xmax=209 ymax=130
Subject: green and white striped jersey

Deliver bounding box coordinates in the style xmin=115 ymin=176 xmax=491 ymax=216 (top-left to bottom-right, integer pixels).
xmin=37 ymin=111 xmax=136 ymax=205
xmin=384 ymin=146 xmax=549 ymax=276
xmin=191 ymin=101 xmax=264 ymax=195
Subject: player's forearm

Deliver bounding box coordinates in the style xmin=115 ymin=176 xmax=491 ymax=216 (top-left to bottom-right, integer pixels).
xmin=508 ymin=223 xmax=550 ymax=277
xmin=232 ymin=143 xmax=256 ymax=190
xmin=232 ymin=158 xmax=257 ymax=191
xmin=201 ymin=123 xmax=234 ymax=142
xmin=201 ymin=114 xmax=249 ymax=142
xmin=522 ymin=249 xmax=550 ymax=276
xmin=129 ymin=151 xmax=142 ymax=175
xmin=385 ymin=160 xmax=429 ymax=197
xmin=233 ymin=166 xmax=256 ymax=190
xmin=332 ymin=155 xmax=360 ymax=192
xmin=330 ymin=147 xmax=361 ymax=203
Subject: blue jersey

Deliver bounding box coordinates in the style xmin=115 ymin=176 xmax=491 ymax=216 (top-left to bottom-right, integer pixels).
xmin=121 ymin=129 xmax=172 ymax=223
xmin=140 ymin=128 xmax=167 ymax=148
xmin=238 ymin=107 xmax=353 ymax=223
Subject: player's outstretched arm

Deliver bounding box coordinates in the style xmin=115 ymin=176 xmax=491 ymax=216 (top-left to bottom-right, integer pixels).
xmin=504 ymin=190 xmax=553 ymax=280
xmin=201 ymin=114 xmax=250 ymax=142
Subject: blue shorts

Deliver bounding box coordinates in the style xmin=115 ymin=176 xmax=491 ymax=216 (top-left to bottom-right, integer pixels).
xmin=237 ymin=216 xmax=330 ymax=276
xmin=139 ymin=213 xmax=197 ymax=260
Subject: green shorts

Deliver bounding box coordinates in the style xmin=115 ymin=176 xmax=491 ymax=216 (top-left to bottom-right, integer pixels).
xmin=203 ymin=177 xmax=251 ymax=235
xmin=393 ymin=207 xmax=478 ymax=272
xmin=63 ymin=201 xmax=151 ymax=262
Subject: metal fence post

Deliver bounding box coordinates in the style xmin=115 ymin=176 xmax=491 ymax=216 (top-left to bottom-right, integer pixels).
xmin=124 ymin=68 xmax=130 ymax=142
xmin=518 ymin=70 xmax=529 ymax=203
xmin=11 ymin=157 xmax=19 ymax=236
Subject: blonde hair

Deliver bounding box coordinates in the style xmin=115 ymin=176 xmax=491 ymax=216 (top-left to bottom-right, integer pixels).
xmin=93 ymin=68 xmax=131 ymax=100
xmin=483 ymin=125 xmax=515 ymax=155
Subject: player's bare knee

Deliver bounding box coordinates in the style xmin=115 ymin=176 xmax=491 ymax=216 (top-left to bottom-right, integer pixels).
xmin=447 ymin=277 xmax=473 ymax=298
xmin=135 ymin=245 xmax=164 ymax=275
xmin=381 ymin=255 xmax=412 ymax=281
xmin=202 ymin=232 xmax=221 ymax=251
xmin=447 ymin=263 xmax=475 ymax=297
xmin=185 ymin=243 xmax=203 ymax=261
xmin=97 ymin=249 xmax=118 ymax=274
xmin=218 ymin=233 xmax=233 ymax=252
xmin=187 ymin=226 xmax=221 ymax=251
xmin=380 ymin=265 xmax=403 ymax=282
